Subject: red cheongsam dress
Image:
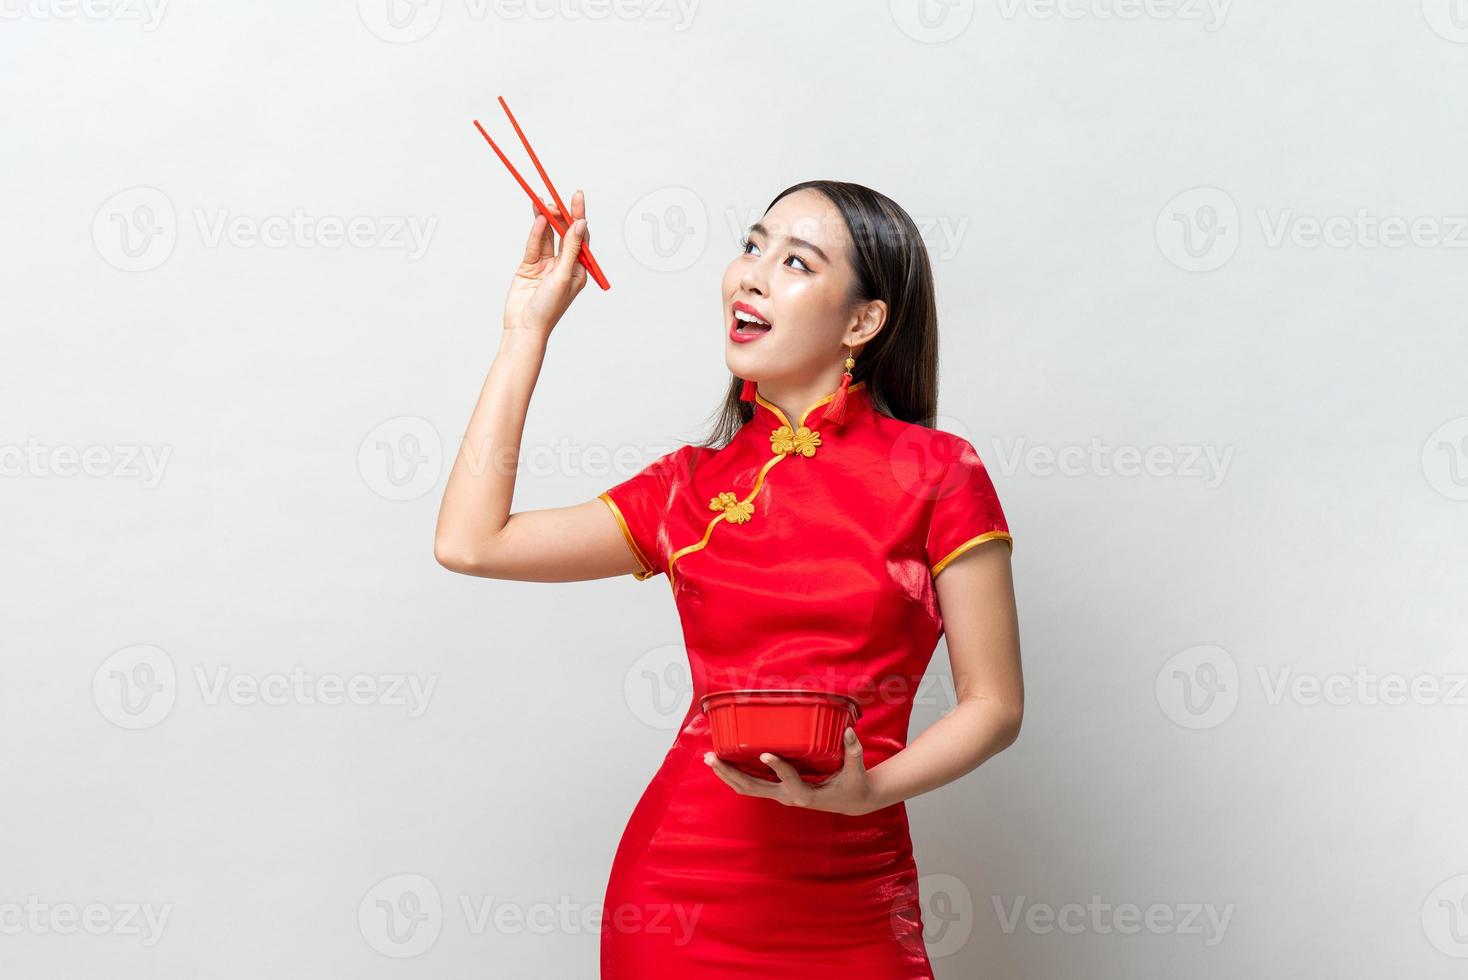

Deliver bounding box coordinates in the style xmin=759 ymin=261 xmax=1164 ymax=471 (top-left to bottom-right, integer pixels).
xmin=596 ymin=379 xmax=1011 ymax=978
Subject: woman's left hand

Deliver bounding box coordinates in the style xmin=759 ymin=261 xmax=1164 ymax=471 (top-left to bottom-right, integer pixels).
xmin=703 ymin=727 xmax=881 ymax=817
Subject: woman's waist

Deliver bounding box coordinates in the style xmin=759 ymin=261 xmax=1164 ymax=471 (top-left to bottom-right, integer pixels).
xmin=652 ymin=730 xmax=913 ymax=835
xmin=689 ymin=661 xmax=931 ymax=708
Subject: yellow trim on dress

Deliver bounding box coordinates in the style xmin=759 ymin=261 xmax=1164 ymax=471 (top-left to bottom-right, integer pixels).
xmin=598 ymin=491 xmax=658 ymax=581
xmin=752 ymin=379 xmax=865 ymax=432
xmin=930 ymin=530 xmax=1014 ymax=577
xmin=665 ymin=381 xmax=867 ymax=591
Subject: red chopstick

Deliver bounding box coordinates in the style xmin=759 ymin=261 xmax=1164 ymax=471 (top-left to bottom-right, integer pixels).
xmin=472 ymin=98 xmax=610 ymax=291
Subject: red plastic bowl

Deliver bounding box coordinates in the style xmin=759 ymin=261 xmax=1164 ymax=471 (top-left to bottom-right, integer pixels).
xmin=700 ymin=689 xmax=862 ymax=783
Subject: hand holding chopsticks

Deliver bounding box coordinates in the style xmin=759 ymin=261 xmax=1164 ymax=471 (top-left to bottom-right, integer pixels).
xmin=474 ymin=96 xmax=610 ymax=291
xmin=499 ymin=186 xmax=597 ymax=338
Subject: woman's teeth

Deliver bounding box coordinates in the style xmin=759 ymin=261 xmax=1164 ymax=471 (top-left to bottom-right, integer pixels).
xmin=733 ymin=311 xmax=771 ymax=333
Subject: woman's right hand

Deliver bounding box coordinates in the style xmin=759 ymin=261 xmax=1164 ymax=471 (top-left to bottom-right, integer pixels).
xmin=503 ymin=189 xmax=592 ymax=339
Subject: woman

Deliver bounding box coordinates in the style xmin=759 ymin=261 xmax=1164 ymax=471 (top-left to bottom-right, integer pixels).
xmin=434 ymin=180 xmax=1023 ymax=977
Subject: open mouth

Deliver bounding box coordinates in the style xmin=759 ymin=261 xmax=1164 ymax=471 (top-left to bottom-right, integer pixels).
xmin=732 ymin=308 xmax=772 ymax=335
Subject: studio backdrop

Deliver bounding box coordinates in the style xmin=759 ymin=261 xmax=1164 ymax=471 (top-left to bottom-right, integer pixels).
xmin=2 ymin=2 xmax=1465 ymax=977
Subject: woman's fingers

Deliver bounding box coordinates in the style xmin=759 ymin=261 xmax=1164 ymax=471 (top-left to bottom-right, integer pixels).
xmin=520 ymin=207 xmax=548 ymax=266
xmin=518 ymin=190 xmax=589 ymax=290
xmin=529 ymin=198 xmax=562 ymax=261
xmin=703 ymin=750 xmax=819 ymax=807
xmin=572 ymin=219 xmax=589 ymax=287
xmin=541 ymin=201 xmax=562 ymax=261
xmin=564 ymin=190 xmax=588 ymax=286
xmin=554 ymin=216 xmax=588 ymax=282
xmin=704 ymin=754 xmax=777 ymax=798
xmin=839 ymin=726 xmax=865 ymax=774
xmin=758 ymin=753 xmax=813 ymax=805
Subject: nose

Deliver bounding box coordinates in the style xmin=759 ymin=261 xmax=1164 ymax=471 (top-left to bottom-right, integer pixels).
xmin=738 ymin=261 xmax=767 ymax=297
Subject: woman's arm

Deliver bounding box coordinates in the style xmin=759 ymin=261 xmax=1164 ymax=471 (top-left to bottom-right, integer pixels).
xmin=433 ymin=193 xmax=646 ymax=583
xmin=861 ymin=538 xmax=1022 ymax=811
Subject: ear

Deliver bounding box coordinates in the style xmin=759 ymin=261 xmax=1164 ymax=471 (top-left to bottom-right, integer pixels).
xmin=847 ymin=299 xmax=887 ymax=349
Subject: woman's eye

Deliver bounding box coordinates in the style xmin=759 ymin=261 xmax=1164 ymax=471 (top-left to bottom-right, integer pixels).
xmin=739 ymin=237 xmax=810 ymax=272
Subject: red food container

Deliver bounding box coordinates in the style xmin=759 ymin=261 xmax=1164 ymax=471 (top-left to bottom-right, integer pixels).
xmin=700 ymin=689 xmax=862 ymax=783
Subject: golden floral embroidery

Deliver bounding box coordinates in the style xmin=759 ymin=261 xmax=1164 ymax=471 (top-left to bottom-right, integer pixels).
xmin=708 ymin=490 xmax=754 ymax=524
xmin=770 ymin=425 xmax=821 ymax=457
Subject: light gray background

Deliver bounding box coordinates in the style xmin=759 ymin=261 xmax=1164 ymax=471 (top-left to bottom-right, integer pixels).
xmin=3 ymin=1 xmax=1466 ymax=977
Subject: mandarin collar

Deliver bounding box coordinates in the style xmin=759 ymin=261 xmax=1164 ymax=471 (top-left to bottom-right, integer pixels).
xmin=751 ymin=379 xmax=870 ymax=433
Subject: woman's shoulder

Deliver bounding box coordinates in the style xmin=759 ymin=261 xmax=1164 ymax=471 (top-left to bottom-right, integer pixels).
xmin=862 ymin=412 xmax=997 ymax=493
xmin=644 ymin=440 xmax=720 ymax=476
xmin=867 ymin=410 xmax=977 ymax=452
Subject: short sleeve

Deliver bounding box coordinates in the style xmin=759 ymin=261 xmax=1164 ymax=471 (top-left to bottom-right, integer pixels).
xmin=598 ymin=445 xmax=688 ymax=581
xmin=923 ymin=434 xmax=1012 ymax=578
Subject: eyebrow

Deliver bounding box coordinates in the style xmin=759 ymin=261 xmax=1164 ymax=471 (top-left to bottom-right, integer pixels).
xmin=748 ymin=222 xmax=830 ymax=264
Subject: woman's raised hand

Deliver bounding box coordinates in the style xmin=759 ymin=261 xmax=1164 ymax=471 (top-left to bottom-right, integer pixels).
xmin=503 ymin=189 xmax=591 ymax=338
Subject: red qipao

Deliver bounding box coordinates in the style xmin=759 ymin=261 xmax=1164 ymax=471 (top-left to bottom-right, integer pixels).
xmin=596 ymin=379 xmax=1011 ymax=977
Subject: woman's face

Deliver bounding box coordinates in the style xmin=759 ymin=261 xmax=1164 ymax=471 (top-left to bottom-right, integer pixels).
xmin=721 ymin=189 xmax=879 ymax=392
